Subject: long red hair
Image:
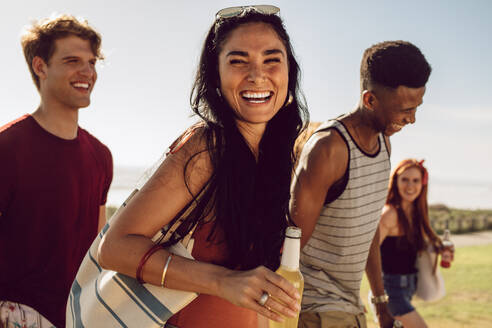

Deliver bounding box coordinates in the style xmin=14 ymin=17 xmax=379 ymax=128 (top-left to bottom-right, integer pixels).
xmin=386 ymin=159 xmax=441 ymax=252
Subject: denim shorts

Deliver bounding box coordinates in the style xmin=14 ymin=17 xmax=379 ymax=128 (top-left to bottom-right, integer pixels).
xmin=383 ymin=273 xmax=417 ymax=316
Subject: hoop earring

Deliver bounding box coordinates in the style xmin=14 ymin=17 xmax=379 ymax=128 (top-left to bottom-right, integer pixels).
xmin=216 ymin=88 xmax=222 ymax=98
xmin=284 ymin=91 xmax=293 ymax=107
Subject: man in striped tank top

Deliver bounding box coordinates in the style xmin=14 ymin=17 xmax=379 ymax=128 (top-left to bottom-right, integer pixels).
xmin=290 ymin=41 xmax=431 ymax=328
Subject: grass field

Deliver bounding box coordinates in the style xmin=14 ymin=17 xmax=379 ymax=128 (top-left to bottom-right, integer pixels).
xmin=361 ymin=244 xmax=492 ymax=327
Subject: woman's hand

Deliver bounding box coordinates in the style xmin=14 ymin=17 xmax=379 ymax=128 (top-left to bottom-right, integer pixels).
xmin=217 ymin=266 xmax=301 ymax=322
xmin=440 ymin=246 xmax=455 ymax=263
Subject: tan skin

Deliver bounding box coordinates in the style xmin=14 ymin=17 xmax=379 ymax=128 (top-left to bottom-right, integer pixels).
xmin=379 ymin=167 xmax=454 ymax=328
xmin=98 ymin=22 xmax=300 ymax=324
xmin=290 ymin=85 xmax=426 ymax=328
xmin=32 ymin=35 xmax=105 ymax=231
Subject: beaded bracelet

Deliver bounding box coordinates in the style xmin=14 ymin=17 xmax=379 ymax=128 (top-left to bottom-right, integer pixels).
xmin=161 ymin=254 xmax=173 ymax=287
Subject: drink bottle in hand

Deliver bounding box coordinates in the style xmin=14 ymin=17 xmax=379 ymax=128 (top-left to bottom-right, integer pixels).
xmin=440 ymin=222 xmax=454 ymax=268
xmin=269 ymin=227 xmax=304 ymax=328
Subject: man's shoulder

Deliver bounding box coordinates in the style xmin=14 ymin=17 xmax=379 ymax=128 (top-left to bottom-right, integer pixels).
xmin=296 ymin=120 xmax=349 ymax=183
xmin=303 ymin=123 xmax=348 ymax=161
xmin=0 ymin=114 xmax=31 ymax=134
xmin=0 ymin=114 xmax=32 ymax=147
xmin=78 ymin=127 xmax=111 ymax=156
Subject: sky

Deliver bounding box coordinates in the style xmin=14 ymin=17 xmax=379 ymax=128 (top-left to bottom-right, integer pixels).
xmin=1 ymin=0 xmax=491 ymax=208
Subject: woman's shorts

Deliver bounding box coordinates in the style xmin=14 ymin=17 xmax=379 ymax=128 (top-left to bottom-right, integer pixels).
xmin=383 ymin=273 xmax=417 ymax=316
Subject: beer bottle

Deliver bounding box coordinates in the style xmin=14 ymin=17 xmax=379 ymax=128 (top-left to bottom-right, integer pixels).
xmin=440 ymin=221 xmax=454 ymax=268
xmin=269 ymin=227 xmax=304 ymax=328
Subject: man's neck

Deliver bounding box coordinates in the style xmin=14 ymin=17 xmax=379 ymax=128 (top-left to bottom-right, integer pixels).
xmin=342 ymin=107 xmax=380 ymax=154
xmin=32 ymin=102 xmax=79 ymax=140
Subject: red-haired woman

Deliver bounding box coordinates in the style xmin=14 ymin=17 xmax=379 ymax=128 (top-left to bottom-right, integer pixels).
xmin=378 ymin=159 xmax=452 ymax=328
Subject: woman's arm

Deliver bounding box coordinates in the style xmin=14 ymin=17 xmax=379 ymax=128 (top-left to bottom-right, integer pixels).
xmin=378 ymin=204 xmax=398 ymax=245
xmin=97 ymin=131 xmax=300 ymax=321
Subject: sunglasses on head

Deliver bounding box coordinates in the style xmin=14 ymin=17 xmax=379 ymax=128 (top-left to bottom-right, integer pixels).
xmin=215 ymin=5 xmax=280 ymax=21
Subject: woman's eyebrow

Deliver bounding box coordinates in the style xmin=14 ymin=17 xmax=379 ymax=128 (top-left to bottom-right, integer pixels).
xmin=226 ymin=49 xmax=285 ymax=57
xmin=226 ymin=50 xmax=248 ymax=57
xmin=264 ymin=49 xmax=285 ymax=56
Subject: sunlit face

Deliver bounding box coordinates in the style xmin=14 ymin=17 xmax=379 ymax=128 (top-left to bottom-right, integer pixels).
xmin=39 ymin=35 xmax=97 ymax=110
xmin=396 ymin=167 xmax=423 ymax=205
xmin=218 ymin=22 xmax=289 ymax=128
xmin=374 ymin=85 xmax=426 ymax=136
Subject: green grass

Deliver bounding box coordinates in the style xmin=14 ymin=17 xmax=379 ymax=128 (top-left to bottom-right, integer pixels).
xmin=361 ymin=244 xmax=492 ymax=327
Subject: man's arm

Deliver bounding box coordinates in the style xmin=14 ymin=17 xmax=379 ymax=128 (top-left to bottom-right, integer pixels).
xmin=98 ymin=205 xmax=106 ymax=233
xmin=0 ymin=140 xmax=14 ymax=221
xmin=290 ymin=130 xmax=348 ymax=248
xmin=366 ymin=228 xmax=394 ymax=328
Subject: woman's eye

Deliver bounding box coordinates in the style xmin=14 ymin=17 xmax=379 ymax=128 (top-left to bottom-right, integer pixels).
xmin=265 ymin=58 xmax=281 ymax=63
xmin=230 ymin=59 xmax=245 ymax=64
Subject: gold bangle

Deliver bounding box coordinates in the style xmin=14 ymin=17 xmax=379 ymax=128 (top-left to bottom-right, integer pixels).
xmin=161 ymin=254 xmax=173 ymax=287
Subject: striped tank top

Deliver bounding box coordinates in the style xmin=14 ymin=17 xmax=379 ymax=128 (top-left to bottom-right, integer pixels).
xmin=300 ymin=119 xmax=390 ymax=314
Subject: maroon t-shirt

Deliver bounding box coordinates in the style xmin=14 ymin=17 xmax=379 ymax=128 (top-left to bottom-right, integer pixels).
xmin=0 ymin=114 xmax=113 ymax=328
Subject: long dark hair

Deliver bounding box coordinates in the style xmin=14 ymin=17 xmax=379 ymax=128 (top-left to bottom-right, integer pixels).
xmin=386 ymin=159 xmax=441 ymax=252
xmin=170 ymin=11 xmax=308 ymax=271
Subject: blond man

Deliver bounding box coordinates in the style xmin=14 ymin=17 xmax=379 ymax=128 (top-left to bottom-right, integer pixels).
xmin=0 ymin=15 xmax=112 ymax=328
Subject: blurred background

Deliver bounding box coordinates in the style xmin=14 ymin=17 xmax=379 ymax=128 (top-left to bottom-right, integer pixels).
xmin=1 ymin=0 xmax=491 ymax=209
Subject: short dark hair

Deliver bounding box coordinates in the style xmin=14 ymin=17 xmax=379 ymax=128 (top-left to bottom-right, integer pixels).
xmin=360 ymin=40 xmax=431 ymax=90
xmin=21 ymin=14 xmax=103 ymax=90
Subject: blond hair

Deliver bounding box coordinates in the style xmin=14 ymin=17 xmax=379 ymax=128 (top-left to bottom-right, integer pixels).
xmin=21 ymin=14 xmax=103 ymax=90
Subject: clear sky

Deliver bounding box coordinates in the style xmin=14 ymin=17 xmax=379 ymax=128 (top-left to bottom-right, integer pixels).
xmin=1 ymin=0 xmax=491 ymax=207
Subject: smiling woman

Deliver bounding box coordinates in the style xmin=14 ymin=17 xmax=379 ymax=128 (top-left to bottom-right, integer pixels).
xmin=218 ymin=22 xmax=289 ymax=132
xmin=378 ymin=159 xmax=454 ymax=328
xmin=92 ymin=5 xmax=308 ymax=328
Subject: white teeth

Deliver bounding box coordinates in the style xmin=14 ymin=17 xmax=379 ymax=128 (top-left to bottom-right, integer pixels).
xmin=73 ymin=82 xmax=89 ymax=89
xmin=242 ymin=91 xmax=271 ymax=99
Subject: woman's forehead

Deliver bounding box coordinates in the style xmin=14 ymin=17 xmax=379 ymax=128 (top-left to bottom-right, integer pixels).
xmin=220 ymin=22 xmax=285 ymax=53
xmin=399 ymin=166 xmax=421 ymax=177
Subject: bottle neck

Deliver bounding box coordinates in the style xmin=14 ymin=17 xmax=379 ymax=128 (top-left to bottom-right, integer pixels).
xmin=443 ymin=229 xmax=451 ymax=241
xmin=280 ymin=236 xmax=300 ymax=271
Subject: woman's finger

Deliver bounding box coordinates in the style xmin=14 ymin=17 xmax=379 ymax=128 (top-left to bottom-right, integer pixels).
xmin=262 ymin=292 xmax=299 ymax=319
xmin=249 ymin=293 xmax=285 ymax=323
xmin=263 ymin=270 xmax=301 ymax=312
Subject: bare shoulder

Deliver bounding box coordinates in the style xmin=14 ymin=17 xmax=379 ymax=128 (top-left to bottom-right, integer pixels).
xmin=380 ymin=204 xmax=398 ymax=230
xmin=297 ymin=128 xmax=348 ymax=179
xmin=148 ymin=124 xmax=213 ymax=196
